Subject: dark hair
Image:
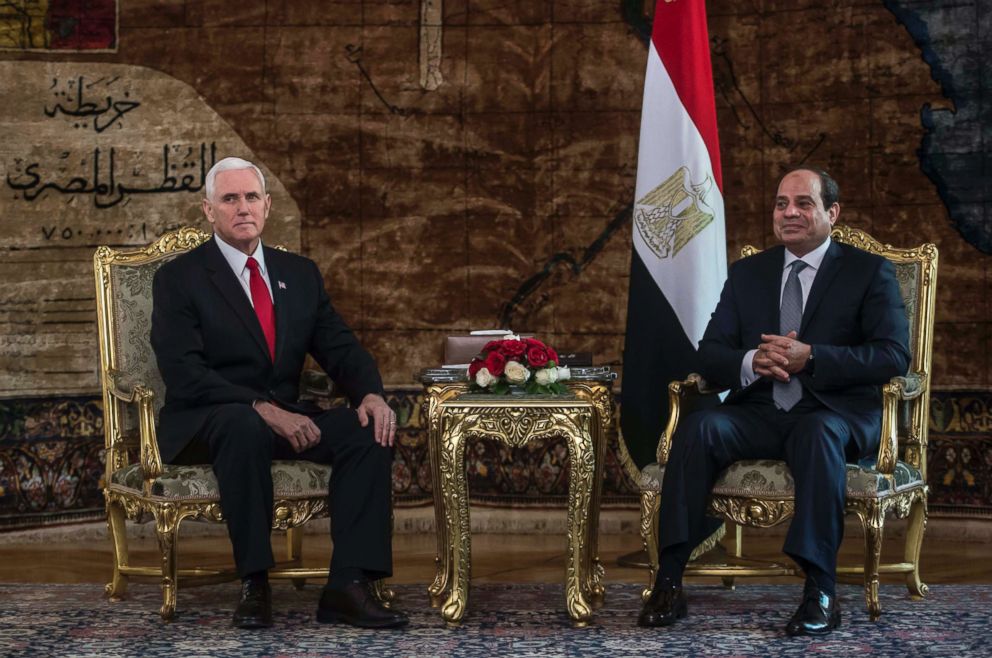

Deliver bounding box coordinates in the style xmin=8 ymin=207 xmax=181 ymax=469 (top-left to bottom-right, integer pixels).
xmin=785 ymin=166 xmax=840 ymax=208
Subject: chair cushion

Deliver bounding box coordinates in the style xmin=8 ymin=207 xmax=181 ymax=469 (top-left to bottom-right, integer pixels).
xmin=640 ymin=459 xmax=923 ymax=500
xmin=110 ymin=460 xmax=333 ymax=500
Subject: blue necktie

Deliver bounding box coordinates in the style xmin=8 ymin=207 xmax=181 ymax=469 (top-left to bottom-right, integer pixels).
xmin=774 ymin=260 xmax=808 ymax=411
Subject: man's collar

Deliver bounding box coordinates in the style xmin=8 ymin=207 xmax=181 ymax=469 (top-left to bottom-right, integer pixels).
xmin=213 ymin=233 xmax=267 ymax=275
xmin=784 ymin=237 xmax=831 ymax=271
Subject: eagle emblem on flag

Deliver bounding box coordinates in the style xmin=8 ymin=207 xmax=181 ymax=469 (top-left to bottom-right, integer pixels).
xmin=634 ymin=166 xmax=716 ymax=259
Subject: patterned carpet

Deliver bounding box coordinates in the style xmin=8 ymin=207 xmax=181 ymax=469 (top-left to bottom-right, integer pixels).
xmin=0 ymin=582 xmax=986 ymax=657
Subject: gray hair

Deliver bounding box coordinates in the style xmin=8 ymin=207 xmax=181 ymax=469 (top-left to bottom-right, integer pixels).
xmin=204 ymin=157 xmax=267 ymax=200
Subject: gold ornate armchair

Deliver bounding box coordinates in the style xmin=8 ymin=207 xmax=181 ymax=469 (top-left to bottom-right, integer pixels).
xmin=638 ymin=226 xmax=938 ymax=620
xmin=94 ymin=227 xmax=340 ymax=620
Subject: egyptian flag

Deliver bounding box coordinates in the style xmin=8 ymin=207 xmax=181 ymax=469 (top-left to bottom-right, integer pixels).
xmin=621 ymin=0 xmax=727 ymax=469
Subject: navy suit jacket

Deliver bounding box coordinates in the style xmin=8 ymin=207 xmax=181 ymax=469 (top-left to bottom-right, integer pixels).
xmin=150 ymin=237 xmax=383 ymax=463
xmin=697 ymin=240 xmax=911 ymax=457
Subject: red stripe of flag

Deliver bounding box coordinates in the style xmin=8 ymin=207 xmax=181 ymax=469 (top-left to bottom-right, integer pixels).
xmin=651 ymin=0 xmax=723 ymax=192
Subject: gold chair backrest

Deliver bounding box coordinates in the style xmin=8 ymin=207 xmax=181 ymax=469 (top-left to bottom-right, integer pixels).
xmin=93 ymin=227 xmax=212 ymax=468
xmin=742 ymin=226 xmax=938 ymax=474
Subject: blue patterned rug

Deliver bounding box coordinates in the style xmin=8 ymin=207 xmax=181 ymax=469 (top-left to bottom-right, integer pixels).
xmin=0 ymin=582 xmax=986 ymax=657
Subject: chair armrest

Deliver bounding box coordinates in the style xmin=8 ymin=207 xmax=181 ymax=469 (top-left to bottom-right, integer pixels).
xmin=106 ymin=370 xmax=163 ymax=480
xmin=657 ymin=374 xmax=726 ymax=466
xmin=874 ymin=371 xmax=925 ymax=475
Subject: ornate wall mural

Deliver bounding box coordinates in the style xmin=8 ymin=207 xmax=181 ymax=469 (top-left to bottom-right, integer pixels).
xmin=0 ymin=62 xmax=301 ymax=398
xmin=0 ymin=0 xmax=989 ymax=528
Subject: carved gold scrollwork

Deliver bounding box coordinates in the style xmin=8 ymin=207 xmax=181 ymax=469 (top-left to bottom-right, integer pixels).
xmin=273 ymin=499 xmax=329 ymax=531
xmin=709 ymin=496 xmax=795 ymax=527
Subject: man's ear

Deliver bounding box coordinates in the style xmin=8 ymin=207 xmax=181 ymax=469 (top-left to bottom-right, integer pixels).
xmin=202 ymin=198 xmax=215 ymax=224
xmin=827 ymin=202 xmax=840 ymax=225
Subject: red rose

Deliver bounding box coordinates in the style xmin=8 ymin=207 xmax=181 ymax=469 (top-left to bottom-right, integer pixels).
xmin=484 ymin=351 xmax=506 ymax=376
xmin=468 ymin=358 xmax=483 ymax=378
xmin=526 ymin=345 xmax=549 ymax=367
xmin=483 ymin=340 xmax=504 ymax=353
xmin=523 ymin=337 xmax=542 ymax=347
xmin=547 ymin=347 xmax=559 ymax=365
xmin=500 ymin=340 xmax=527 ymax=359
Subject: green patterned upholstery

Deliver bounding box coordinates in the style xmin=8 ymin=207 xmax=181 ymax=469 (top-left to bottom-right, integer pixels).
xmin=109 ymin=256 xmax=176 ymax=422
xmin=892 ymin=260 xmax=920 ymax=360
xmin=640 ymin=459 xmax=923 ymax=501
xmin=111 ymin=460 xmax=333 ymax=500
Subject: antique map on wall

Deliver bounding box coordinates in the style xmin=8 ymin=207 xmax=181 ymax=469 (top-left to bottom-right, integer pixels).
xmin=0 ymin=62 xmax=301 ymax=397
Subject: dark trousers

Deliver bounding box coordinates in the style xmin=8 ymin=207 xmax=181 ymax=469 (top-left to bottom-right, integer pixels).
xmin=173 ymin=403 xmax=393 ymax=579
xmin=658 ymin=393 xmax=860 ymax=578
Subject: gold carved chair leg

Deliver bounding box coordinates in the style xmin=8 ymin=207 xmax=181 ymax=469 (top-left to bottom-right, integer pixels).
xmin=286 ymin=526 xmax=307 ymax=590
xmin=722 ymin=523 xmax=742 ymax=590
xmin=904 ymin=493 xmax=929 ymax=599
xmin=104 ymin=495 xmax=131 ymax=600
xmin=855 ymin=500 xmax=885 ymax=621
xmin=153 ymin=504 xmax=182 ymax=621
xmin=639 ymin=491 xmax=660 ymax=602
xmin=371 ymin=578 xmax=395 ymax=605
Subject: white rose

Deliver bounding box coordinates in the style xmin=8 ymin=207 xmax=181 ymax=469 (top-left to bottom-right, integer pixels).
xmin=556 ymin=366 xmax=571 ymax=382
xmin=504 ymin=360 xmax=530 ymax=384
xmin=475 ymin=367 xmax=497 ymax=388
xmin=535 ymin=367 xmax=558 ymax=386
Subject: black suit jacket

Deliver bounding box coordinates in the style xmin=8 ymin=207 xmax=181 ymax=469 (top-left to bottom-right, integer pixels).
xmin=150 ymin=237 xmax=383 ymax=463
xmin=697 ymin=240 xmax=911 ymax=456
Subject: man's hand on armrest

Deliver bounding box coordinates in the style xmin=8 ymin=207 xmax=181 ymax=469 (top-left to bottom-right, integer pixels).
xmin=253 ymin=401 xmax=321 ymax=453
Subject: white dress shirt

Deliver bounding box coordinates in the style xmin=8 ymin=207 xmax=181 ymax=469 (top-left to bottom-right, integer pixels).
xmin=739 ymin=237 xmax=832 ymax=386
xmin=213 ymin=234 xmax=274 ymax=306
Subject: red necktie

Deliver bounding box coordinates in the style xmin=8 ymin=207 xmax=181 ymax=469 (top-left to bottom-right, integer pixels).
xmin=245 ymin=257 xmax=276 ymax=361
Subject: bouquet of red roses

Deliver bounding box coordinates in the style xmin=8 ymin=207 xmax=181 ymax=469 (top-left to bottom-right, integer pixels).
xmin=467 ymin=335 xmax=571 ymax=395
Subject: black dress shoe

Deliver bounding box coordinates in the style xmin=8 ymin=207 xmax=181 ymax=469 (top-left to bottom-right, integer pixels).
xmin=785 ymin=581 xmax=841 ymax=637
xmin=637 ymin=579 xmax=687 ymax=627
xmin=317 ymin=581 xmax=409 ymax=628
xmin=233 ymin=581 xmax=273 ymax=629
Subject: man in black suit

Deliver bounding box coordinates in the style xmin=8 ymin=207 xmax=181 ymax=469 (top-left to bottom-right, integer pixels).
xmin=637 ymin=168 xmax=910 ymax=636
xmin=151 ymin=156 xmax=408 ymax=629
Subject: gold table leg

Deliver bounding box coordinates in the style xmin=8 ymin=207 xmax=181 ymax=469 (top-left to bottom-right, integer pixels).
xmin=563 ymin=414 xmax=595 ymax=624
xmin=439 ymin=413 xmax=470 ymax=623
xmin=583 ymin=410 xmax=607 ymax=607
xmin=427 ymin=410 xmax=451 ymax=608
xmin=425 ymin=384 xmax=461 ymax=607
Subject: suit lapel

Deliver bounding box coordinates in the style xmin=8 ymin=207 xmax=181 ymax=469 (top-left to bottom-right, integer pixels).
xmin=800 ymin=240 xmax=844 ymax=335
xmin=266 ymin=247 xmax=291 ymax=364
xmin=203 ymin=238 xmax=272 ymax=360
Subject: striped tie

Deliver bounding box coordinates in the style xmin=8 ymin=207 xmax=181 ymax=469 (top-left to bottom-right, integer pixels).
xmin=773 ymin=260 xmax=808 ymax=411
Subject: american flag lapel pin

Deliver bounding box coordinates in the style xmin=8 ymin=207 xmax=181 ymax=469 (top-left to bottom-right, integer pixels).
xmin=278 ymin=281 xmax=287 ymax=290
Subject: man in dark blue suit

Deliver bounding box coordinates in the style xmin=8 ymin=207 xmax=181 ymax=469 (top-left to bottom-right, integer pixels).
xmin=637 ymin=168 xmax=910 ymax=636
xmin=151 ymin=157 xmax=408 ymax=629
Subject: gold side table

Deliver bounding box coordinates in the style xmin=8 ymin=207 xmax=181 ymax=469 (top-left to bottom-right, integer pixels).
xmin=418 ymin=368 xmax=616 ymax=625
